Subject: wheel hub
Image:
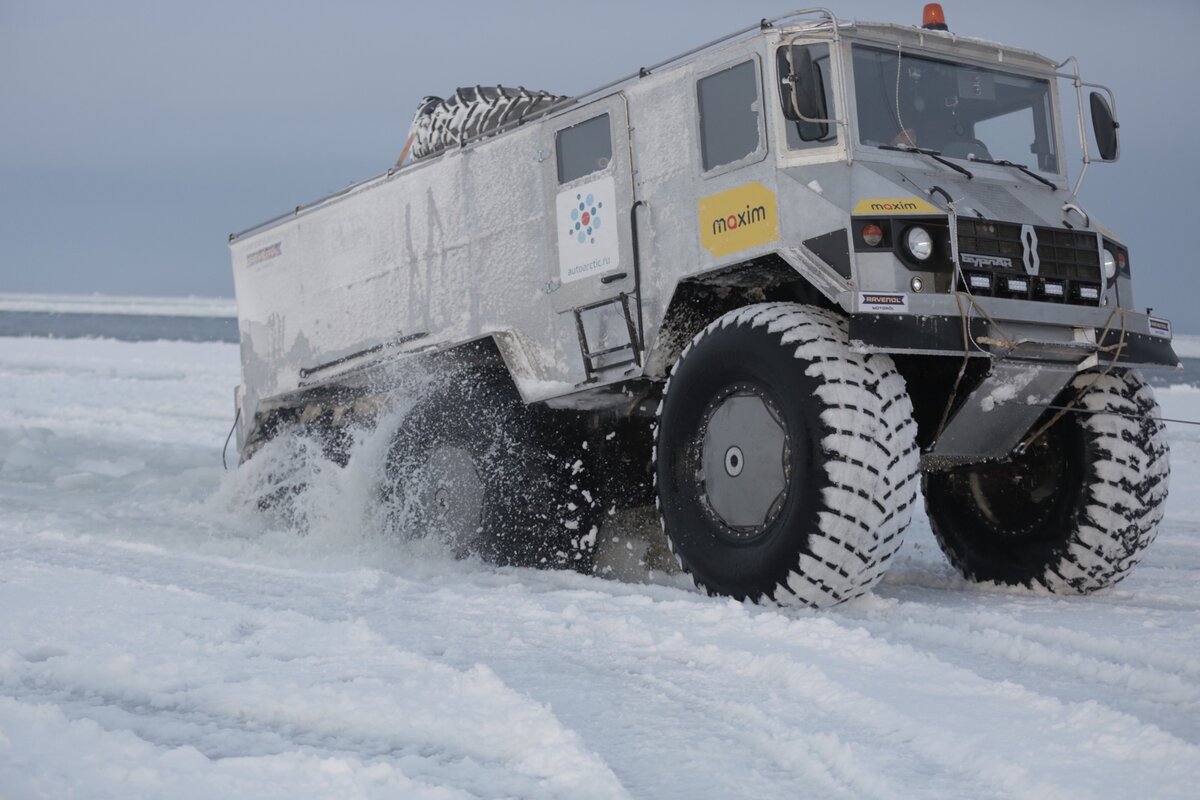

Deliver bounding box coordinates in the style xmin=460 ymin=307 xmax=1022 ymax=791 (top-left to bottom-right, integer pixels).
xmin=698 ymin=388 xmax=790 ymax=537
xmin=416 ymin=446 xmax=485 ymax=544
xmin=724 ymin=445 xmax=745 ymax=477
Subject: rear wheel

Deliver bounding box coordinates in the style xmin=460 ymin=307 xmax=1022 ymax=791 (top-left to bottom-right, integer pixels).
xmin=923 ymin=369 xmax=1169 ymax=592
xmin=383 ymin=369 xmax=601 ymax=569
xmin=654 ymin=303 xmax=919 ymax=607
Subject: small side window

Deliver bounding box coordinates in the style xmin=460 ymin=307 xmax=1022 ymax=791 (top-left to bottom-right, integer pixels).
xmin=556 ymin=114 xmax=612 ymax=184
xmin=697 ymin=60 xmax=762 ymax=171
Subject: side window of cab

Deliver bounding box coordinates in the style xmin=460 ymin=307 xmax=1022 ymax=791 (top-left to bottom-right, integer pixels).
xmin=697 ymin=59 xmax=766 ymax=174
xmin=556 ymin=113 xmax=613 ymax=184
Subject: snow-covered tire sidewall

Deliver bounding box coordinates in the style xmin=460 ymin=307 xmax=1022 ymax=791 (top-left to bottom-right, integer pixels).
xmin=654 ymin=303 xmax=919 ymax=607
xmin=923 ymin=369 xmax=1170 ymax=593
xmin=384 ymin=375 xmax=601 ymax=570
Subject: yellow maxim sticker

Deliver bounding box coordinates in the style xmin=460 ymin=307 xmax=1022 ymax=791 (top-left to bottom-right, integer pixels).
xmin=852 ymin=197 xmax=941 ymax=215
xmin=699 ymin=182 xmax=780 ymax=257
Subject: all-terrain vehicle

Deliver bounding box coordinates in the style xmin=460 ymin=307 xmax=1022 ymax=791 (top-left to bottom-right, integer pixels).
xmin=229 ymin=5 xmax=1177 ymax=606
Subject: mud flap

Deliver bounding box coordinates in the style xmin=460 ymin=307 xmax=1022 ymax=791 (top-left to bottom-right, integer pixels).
xmin=925 ymin=360 xmax=1077 ymax=466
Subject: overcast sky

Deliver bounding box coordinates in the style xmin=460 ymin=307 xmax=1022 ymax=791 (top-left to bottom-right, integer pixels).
xmin=2 ymin=0 xmax=1197 ymax=329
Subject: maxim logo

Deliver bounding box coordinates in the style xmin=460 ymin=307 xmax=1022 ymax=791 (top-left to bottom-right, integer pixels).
xmin=851 ymin=197 xmax=940 ymax=216
xmin=961 ymin=253 xmax=1014 ymax=269
xmin=699 ymin=182 xmax=779 ymax=257
xmin=870 ymin=201 xmax=919 ymax=212
xmin=712 ymin=204 xmax=768 ymax=235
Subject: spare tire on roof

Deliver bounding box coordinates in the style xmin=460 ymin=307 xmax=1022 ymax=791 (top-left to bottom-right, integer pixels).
xmin=408 ymin=86 xmax=566 ymax=160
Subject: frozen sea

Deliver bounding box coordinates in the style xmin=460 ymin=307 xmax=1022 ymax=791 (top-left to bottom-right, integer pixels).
xmin=1 ymin=295 xmax=1199 ymax=799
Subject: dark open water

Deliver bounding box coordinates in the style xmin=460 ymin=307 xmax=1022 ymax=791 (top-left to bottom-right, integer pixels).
xmin=0 ymin=309 xmax=1194 ymax=385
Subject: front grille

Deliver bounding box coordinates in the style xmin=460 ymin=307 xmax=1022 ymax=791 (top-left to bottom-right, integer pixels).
xmin=1036 ymin=227 xmax=1101 ymax=281
xmin=956 ymin=219 xmax=1101 ymax=305
xmin=957 ymin=219 xmax=1024 ymax=264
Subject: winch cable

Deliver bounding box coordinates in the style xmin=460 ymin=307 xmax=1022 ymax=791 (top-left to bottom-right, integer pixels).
xmin=222 ymin=407 xmax=241 ymax=471
xmin=1035 ymin=403 xmax=1200 ymax=428
xmin=936 ymin=297 xmax=1196 ymax=446
xmin=936 ymin=280 xmax=1173 ymax=446
xmin=935 ymin=265 xmax=1011 ymax=439
xmin=934 ymin=291 xmax=975 ymax=439
xmin=933 ymin=237 xmax=993 ymax=439
xmin=1017 ymin=307 xmax=1128 ymax=452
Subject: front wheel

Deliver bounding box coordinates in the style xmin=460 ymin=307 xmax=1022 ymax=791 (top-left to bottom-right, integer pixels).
xmin=922 ymin=369 xmax=1170 ymax=593
xmin=654 ymin=303 xmax=919 ymax=607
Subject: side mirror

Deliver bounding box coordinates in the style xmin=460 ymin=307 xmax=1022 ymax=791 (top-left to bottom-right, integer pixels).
xmin=780 ymin=45 xmax=829 ymax=141
xmin=1089 ymin=91 xmax=1119 ymax=161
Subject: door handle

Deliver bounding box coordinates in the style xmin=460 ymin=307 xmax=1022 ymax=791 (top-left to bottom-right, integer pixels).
xmin=600 ymin=272 xmax=628 ymax=284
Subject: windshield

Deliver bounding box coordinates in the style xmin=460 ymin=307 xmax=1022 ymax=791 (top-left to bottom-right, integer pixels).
xmin=852 ymin=45 xmax=1059 ymax=173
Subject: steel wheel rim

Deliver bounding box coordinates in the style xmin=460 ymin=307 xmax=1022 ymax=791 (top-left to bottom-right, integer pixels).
xmin=696 ymin=385 xmax=792 ymax=541
xmin=415 ymin=446 xmax=485 ymax=548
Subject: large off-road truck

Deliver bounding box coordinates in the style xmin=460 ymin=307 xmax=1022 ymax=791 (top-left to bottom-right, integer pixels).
xmin=229 ymin=6 xmax=1177 ymax=606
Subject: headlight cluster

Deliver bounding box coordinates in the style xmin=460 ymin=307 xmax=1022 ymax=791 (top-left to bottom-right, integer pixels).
xmin=1102 ymin=242 xmax=1129 ymax=279
xmin=1102 ymin=248 xmax=1117 ymax=280
xmin=905 ymin=227 xmax=934 ymax=261
xmin=852 ymin=218 xmax=951 ymax=294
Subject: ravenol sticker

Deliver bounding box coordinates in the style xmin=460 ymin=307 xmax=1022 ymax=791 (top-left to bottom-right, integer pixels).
xmin=557 ymin=175 xmax=619 ymax=283
xmin=852 ymin=197 xmax=941 ymax=215
xmin=858 ymin=292 xmax=909 ymax=313
xmin=699 ymin=182 xmax=779 ymax=257
xmin=1148 ymin=316 xmax=1172 ymax=339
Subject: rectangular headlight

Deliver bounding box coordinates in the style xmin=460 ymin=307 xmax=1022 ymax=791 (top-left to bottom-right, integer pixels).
xmin=1006 ymin=278 xmax=1029 ymax=293
xmin=1078 ymin=285 xmax=1100 ymax=300
xmin=969 ymin=273 xmax=992 ymax=290
xmin=1042 ymin=281 xmax=1065 ymax=297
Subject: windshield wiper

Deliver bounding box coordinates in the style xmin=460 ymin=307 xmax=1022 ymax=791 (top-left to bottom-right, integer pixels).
xmin=879 ymin=144 xmax=974 ymax=180
xmin=967 ymin=156 xmax=1057 ymax=190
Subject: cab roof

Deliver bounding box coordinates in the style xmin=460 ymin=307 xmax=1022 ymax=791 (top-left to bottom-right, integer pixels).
xmin=778 ymin=17 xmax=1060 ymax=73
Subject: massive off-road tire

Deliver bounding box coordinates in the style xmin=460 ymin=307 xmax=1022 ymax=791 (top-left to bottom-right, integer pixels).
xmin=384 ymin=373 xmax=601 ymax=570
xmin=654 ymin=303 xmax=920 ymax=607
xmin=923 ymin=369 xmax=1169 ymax=593
xmin=409 ymin=86 xmax=565 ymax=160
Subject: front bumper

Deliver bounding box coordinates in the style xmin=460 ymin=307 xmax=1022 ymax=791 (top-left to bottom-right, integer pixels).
xmin=846 ymin=292 xmax=1178 ymax=369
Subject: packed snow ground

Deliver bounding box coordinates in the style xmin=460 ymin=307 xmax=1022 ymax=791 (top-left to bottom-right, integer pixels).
xmin=1 ymin=337 xmax=1198 ymax=799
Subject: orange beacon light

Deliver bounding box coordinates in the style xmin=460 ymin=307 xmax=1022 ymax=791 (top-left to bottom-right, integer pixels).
xmin=922 ymin=3 xmax=949 ymax=31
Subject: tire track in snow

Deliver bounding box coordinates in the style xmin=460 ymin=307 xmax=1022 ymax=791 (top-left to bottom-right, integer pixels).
xmin=520 ymin=600 xmax=1199 ymax=800
xmin=0 ymin=537 xmax=1030 ymax=798
xmin=6 ymin=528 xmax=1200 ymax=798
xmin=361 ymin=573 xmax=1200 ymax=800
xmin=0 ymin=555 xmax=630 ymax=800
xmin=841 ymin=598 xmax=1200 ymax=710
xmin=23 ymin=543 xmax=868 ymax=800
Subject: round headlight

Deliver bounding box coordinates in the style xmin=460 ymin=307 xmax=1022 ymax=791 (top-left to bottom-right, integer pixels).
xmin=1102 ymin=248 xmax=1117 ymax=279
xmin=905 ymin=226 xmax=934 ymax=261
